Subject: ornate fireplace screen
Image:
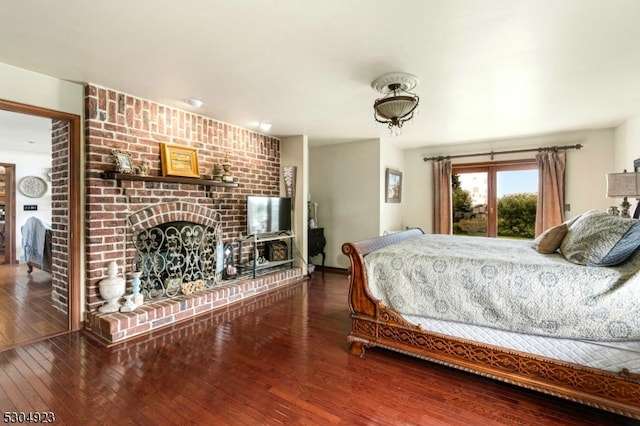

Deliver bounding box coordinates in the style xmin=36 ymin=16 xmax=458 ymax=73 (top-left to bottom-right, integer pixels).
xmin=133 ymin=218 xmax=222 ymax=300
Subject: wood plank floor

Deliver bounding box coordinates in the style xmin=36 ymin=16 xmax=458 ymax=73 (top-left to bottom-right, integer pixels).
xmin=0 ymin=264 xmax=67 ymax=351
xmin=0 ymin=271 xmax=638 ymax=425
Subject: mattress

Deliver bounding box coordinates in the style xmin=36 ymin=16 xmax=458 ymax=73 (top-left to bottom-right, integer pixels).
xmin=404 ymin=314 xmax=640 ymax=374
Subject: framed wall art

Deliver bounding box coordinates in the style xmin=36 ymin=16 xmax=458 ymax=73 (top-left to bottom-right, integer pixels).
xmin=160 ymin=143 xmax=200 ymax=178
xmin=112 ymin=149 xmax=135 ymax=174
xmin=385 ymin=168 xmax=402 ymax=203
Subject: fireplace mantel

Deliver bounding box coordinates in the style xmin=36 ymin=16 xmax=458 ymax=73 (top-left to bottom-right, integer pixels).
xmin=102 ymin=171 xmax=239 ymax=188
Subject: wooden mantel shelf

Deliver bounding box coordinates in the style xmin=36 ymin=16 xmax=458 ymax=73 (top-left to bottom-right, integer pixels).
xmin=101 ymin=171 xmax=239 ymax=187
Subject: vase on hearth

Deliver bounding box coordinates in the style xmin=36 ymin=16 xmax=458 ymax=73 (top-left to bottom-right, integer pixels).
xmin=131 ymin=271 xmax=141 ymax=297
xmin=99 ymin=261 xmax=126 ymax=313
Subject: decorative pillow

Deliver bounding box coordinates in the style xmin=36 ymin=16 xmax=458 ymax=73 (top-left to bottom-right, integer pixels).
xmin=560 ymin=211 xmax=639 ymax=265
xmin=533 ymin=223 xmax=568 ymax=254
xmin=590 ymin=220 xmax=640 ymax=266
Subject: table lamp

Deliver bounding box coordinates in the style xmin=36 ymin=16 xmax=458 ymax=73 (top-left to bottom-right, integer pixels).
xmin=606 ymin=170 xmax=640 ymax=218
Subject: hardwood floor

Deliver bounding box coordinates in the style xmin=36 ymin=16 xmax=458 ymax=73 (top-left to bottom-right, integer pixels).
xmin=0 ymin=271 xmax=638 ymax=425
xmin=0 ymin=264 xmax=67 ymax=351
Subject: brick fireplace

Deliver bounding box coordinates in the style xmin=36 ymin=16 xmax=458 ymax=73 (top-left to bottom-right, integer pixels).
xmin=83 ymin=84 xmax=303 ymax=344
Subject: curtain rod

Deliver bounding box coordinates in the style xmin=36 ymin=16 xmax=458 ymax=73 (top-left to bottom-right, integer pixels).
xmin=422 ymin=143 xmax=583 ymax=162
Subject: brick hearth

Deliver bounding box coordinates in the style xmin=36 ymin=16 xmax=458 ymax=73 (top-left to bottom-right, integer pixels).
xmin=85 ymin=268 xmax=303 ymax=345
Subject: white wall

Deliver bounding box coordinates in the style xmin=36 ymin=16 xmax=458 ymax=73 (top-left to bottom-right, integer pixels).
xmin=309 ymin=139 xmax=380 ymax=268
xmin=380 ymin=140 xmax=405 ymax=234
xmin=280 ymin=135 xmax=309 ymax=274
xmin=0 ymin=62 xmax=83 ymax=114
xmin=614 ymin=114 xmax=640 ymax=216
xmin=614 ymin=113 xmax=640 ymax=171
xmin=403 ymin=128 xmax=615 ymax=233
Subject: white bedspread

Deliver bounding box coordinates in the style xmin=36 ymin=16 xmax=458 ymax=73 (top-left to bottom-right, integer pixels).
xmin=365 ymin=234 xmax=640 ymax=341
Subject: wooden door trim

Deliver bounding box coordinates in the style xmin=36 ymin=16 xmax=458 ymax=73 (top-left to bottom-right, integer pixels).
xmin=0 ymin=99 xmax=82 ymax=332
xmin=0 ymin=163 xmax=16 ymax=265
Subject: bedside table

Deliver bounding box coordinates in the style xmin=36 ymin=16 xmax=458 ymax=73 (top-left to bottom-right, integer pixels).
xmin=308 ymin=227 xmax=326 ymax=271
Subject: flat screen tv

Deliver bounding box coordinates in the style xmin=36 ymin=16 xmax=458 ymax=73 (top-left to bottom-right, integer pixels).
xmin=246 ymin=196 xmax=292 ymax=236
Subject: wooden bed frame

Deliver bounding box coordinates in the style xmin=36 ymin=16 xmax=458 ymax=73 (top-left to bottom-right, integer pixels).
xmin=342 ymin=228 xmax=640 ymax=419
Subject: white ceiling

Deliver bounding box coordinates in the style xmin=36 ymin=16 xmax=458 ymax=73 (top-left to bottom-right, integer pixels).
xmin=0 ymin=110 xmax=51 ymax=154
xmin=1 ymin=0 xmax=640 ymax=150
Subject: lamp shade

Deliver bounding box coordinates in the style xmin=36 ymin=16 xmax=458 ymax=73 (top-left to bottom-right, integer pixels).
xmin=374 ymin=95 xmax=419 ymax=121
xmin=606 ymin=172 xmax=640 ymax=197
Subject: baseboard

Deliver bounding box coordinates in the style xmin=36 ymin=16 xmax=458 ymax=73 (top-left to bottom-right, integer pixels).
xmin=309 ymin=265 xmax=348 ymax=275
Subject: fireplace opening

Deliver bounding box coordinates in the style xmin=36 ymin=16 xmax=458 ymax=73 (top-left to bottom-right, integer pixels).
xmin=133 ymin=220 xmax=222 ymax=300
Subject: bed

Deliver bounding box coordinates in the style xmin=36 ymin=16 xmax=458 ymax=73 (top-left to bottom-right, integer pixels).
xmin=342 ymin=210 xmax=640 ymax=419
xmin=21 ymin=216 xmax=53 ymax=273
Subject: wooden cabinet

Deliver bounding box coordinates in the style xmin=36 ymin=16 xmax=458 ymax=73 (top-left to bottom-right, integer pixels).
xmin=308 ymin=227 xmax=326 ymax=270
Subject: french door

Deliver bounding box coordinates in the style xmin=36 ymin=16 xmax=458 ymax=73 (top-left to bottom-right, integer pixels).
xmin=452 ymin=160 xmax=537 ymax=238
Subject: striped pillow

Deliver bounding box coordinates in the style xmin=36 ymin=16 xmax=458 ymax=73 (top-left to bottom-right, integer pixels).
xmin=560 ymin=211 xmax=639 ymax=266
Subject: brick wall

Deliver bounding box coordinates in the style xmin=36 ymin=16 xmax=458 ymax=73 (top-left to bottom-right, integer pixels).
xmin=84 ymin=84 xmax=283 ymax=313
xmin=50 ymin=119 xmax=71 ymax=313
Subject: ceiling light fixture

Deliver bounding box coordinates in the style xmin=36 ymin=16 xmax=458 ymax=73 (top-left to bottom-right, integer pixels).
xmin=372 ymin=72 xmax=419 ymax=135
xmin=185 ymin=98 xmax=204 ymax=108
xmin=259 ymin=122 xmax=272 ymax=132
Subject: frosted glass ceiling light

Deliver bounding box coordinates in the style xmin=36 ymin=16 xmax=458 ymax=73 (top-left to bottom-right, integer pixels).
xmin=185 ymin=98 xmax=204 ymax=108
xmin=259 ymin=122 xmax=272 ymax=132
xmin=372 ymin=72 xmax=419 ymax=134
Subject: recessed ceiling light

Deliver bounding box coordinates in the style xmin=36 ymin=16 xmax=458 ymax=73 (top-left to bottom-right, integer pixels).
xmin=259 ymin=122 xmax=272 ymax=132
xmin=185 ymin=98 xmax=204 ymax=108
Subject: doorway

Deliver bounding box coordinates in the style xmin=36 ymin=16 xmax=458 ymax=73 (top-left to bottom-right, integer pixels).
xmin=1 ymin=163 xmax=19 ymax=267
xmin=0 ymin=99 xmax=81 ymax=351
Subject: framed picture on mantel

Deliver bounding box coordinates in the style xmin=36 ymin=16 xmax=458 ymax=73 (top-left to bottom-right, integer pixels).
xmin=385 ymin=168 xmax=402 ymax=203
xmin=160 ymin=143 xmax=200 ymax=178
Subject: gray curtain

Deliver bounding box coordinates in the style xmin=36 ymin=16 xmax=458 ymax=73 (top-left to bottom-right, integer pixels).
xmin=536 ymin=151 xmax=565 ymax=236
xmin=433 ymin=159 xmax=452 ymax=234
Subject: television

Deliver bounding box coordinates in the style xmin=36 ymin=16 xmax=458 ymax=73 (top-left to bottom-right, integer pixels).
xmin=246 ymin=196 xmax=292 ymax=236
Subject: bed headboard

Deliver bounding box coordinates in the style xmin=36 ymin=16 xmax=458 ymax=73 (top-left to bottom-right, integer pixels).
xmin=343 ymin=228 xmax=424 ymax=258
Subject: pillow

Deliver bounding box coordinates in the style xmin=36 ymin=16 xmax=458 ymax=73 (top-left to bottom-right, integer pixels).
xmin=560 ymin=211 xmax=639 ymax=265
xmin=531 ymin=213 xmax=585 ymax=254
xmin=533 ymin=223 xmax=568 ymax=254
xmin=590 ymin=220 xmax=640 ymax=266
xmin=563 ymin=211 xmax=587 ymax=228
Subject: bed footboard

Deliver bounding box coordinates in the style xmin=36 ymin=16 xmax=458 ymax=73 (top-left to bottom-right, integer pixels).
xmin=341 ymin=229 xmax=640 ymax=419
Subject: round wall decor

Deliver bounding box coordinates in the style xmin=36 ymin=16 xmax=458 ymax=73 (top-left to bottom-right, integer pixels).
xmin=19 ymin=176 xmax=48 ymax=198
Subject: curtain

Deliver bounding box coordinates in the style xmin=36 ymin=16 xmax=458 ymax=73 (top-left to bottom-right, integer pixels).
xmin=536 ymin=151 xmax=565 ymax=236
xmin=433 ymin=159 xmax=452 ymax=234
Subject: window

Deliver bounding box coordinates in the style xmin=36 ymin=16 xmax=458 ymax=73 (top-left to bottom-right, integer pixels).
xmin=452 ymin=160 xmax=538 ymax=238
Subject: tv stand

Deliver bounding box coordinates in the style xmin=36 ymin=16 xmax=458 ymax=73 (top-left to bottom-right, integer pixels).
xmin=237 ymin=232 xmax=295 ymax=278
